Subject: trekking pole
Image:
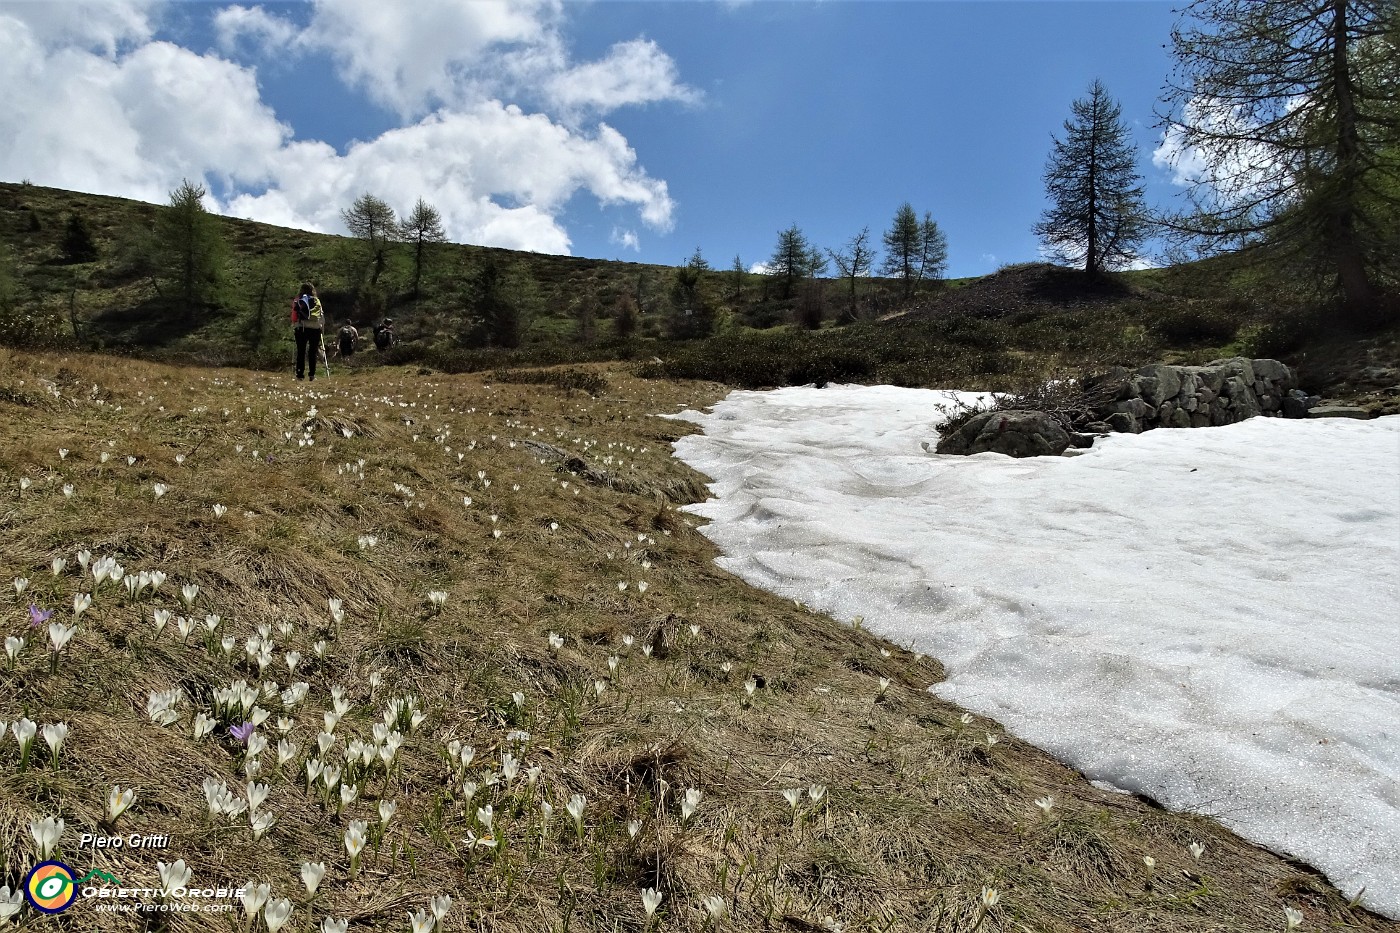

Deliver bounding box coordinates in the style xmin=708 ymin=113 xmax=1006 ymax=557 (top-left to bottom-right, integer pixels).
xmin=319 ymin=331 xmax=331 ymax=376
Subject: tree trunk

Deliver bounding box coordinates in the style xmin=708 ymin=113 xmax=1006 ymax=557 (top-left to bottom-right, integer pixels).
xmin=1328 ymin=0 xmax=1378 ymax=318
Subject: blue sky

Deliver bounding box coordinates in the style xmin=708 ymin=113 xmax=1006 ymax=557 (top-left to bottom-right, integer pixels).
xmin=0 ymin=1 xmax=1192 ymax=278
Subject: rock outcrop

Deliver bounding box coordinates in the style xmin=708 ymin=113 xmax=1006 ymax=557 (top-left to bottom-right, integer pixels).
xmin=935 ymin=357 xmax=1334 ymax=458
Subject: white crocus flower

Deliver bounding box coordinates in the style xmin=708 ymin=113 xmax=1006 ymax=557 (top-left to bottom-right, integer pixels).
xmin=30 ymin=815 xmax=63 ymax=858
xmin=4 ymin=635 xmax=24 ymax=662
xmin=344 ymin=820 xmax=368 ymax=874
xmin=680 ymin=788 xmax=703 ymax=824
xmin=49 ymin=621 xmax=78 ymax=653
xmin=157 ymin=859 xmax=191 ymax=894
xmin=301 ymin=862 xmax=326 ymax=895
xmin=152 ymin=482 xmax=169 ymax=498
xmin=703 ymin=895 xmax=726 ymax=919
xmin=246 ymin=782 xmax=270 ymax=812
xmin=641 ymin=888 xmax=662 ymax=918
xmin=212 ymin=504 xmax=227 ymax=518
xmin=263 ymin=898 xmax=293 ymax=933
xmin=1035 ymin=795 xmax=1055 ymax=818
xmin=782 ymin=788 xmax=802 ymax=810
xmin=430 ymin=894 xmax=452 ymax=923
xmin=240 ymin=882 xmax=270 ymax=920
xmin=379 ymin=799 xmax=397 ymax=825
xmin=408 ymin=909 xmax=434 ymax=933
xmin=1285 ymin=906 xmax=1304 ymax=930
xmin=0 ymin=884 xmax=23 ymax=921
xmin=51 ymin=558 xmax=67 ymax=576
xmin=180 ymin=583 xmax=199 ymax=607
xmin=1189 ymin=841 xmax=1205 ymax=860
xmin=321 ymin=920 xmax=348 ymax=933
xmin=42 ymin=722 xmax=68 ymax=762
xmin=566 ymin=793 xmax=587 ymax=839
xmin=71 ymin=593 xmax=91 ymax=618
xmin=13 ymin=576 xmax=28 ymax=594
xmin=107 ymin=785 xmax=136 ymax=821
xmin=249 ymin=810 xmax=276 ymax=840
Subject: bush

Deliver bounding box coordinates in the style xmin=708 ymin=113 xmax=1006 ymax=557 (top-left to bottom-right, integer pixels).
xmin=490 ymin=367 xmax=609 ymax=395
xmin=1154 ymin=304 xmax=1245 ymax=346
xmin=637 ymin=332 xmax=875 ymax=389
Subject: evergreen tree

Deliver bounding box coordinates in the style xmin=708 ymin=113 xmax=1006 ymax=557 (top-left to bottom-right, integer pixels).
xmin=62 ymin=214 xmax=99 ymax=264
xmin=613 ymin=291 xmax=639 ymax=340
xmin=341 ymin=193 xmax=398 ymax=287
xmin=399 ymin=197 xmax=446 ymax=299
xmin=1034 ymin=80 xmax=1149 ymax=277
xmin=728 ymin=254 xmax=746 ymax=304
xmin=882 ymin=205 xmax=948 ymax=296
xmin=768 ymin=225 xmax=825 ymax=299
xmin=668 ymin=248 xmax=715 ymax=339
xmin=575 ymin=292 xmax=599 ymax=345
xmin=1159 ymin=0 xmax=1399 ymax=317
xmin=157 ymin=179 xmax=226 ymax=319
xmin=463 ymin=259 xmax=535 ymax=348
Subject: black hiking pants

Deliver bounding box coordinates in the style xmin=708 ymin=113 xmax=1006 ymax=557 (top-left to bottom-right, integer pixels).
xmin=295 ymin=327 xmax=323 ymax=380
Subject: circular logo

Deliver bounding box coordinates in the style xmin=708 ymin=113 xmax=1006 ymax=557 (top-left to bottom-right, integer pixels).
xmin=24 ymin=861 xmax=78 ymax=914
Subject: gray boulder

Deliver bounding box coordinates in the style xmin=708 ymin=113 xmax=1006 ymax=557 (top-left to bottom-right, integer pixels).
xmin=936 ymin=410 xmax=1072 ymax=457
xmin=1136 ymin=364 xmax=1183 ymax=407
xmin=1307 ymin=405 xmax=1371 ymax=419
xmin=1210 ymin=357 xmax=1257 ymax=385
xmin=1106 ymin=411 xmax=1140 ymax=433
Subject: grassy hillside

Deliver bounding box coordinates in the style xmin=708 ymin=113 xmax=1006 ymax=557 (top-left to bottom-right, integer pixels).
xmin=2 ymin=348 xmax=1396 ymax=932
xmin=5 ymin=182 xmax=1399 ymax=415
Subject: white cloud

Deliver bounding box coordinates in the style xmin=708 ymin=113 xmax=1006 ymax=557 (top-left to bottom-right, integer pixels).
xmin=1 ymin=0 xmax=157 ymax=55
xmin=225 ymin=104 xmax=672 ymax=253
xmin=610 ymin=227 xmax=641 ymax=252
xmin=0 ymin=20 xmax=288 ymax=205
xmin=213 ymin=5 xmax=297 ymax=54
xmin=1153 ymin=95 xmax=1294 ymax=205
xmin=296 ymin=2 xmax=697 ymax=119
xmin=748 ymin=261 xmax=773 ymax=275
xmin=305 ymin=0 xmax=558 ymax=117
xmin=0 ymin=0 xmax=685 ymax=256
xmin=545 ymin=38 xmax=700 ymax=114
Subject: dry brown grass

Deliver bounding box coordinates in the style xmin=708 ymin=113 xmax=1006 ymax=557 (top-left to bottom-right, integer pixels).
xmin=0 ymin=347 xmax=1394 ymax=933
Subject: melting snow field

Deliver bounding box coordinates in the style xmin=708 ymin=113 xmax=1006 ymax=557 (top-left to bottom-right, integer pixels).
xmin=669 ymin=385 xmax=1400 ymax=918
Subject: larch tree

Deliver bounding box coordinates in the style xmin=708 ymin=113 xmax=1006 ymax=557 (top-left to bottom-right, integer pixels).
xmin=881 ymin=204 xmax=948 ymax=296
xmin=158 ymin=179 xmax=226 ymax=319
xmin=768 ymin=225 xmax=827 ymax=300
xmin=1157 ymin=0 xmax=1399 ymax=317
xmin=341 ymin=193 xmax=398 ymax=287
xmin=399 ymin=197 xmax=446 ymax=299
xmin=1034 ymin=80 xmax=1149 ymax=277
xmin=827 ymin=226 xmax=876 ymax=321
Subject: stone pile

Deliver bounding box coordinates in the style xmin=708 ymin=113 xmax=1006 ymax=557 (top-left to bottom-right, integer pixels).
xmin=1079 ymin=358 xmax=1311 ymax=434
xmin=936 ymin=358 xmax=1338 ymax=458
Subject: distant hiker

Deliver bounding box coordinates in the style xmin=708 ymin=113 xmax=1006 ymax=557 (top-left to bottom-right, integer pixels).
xmin=337 ymin=322 xmax=359 ymax=358
xmin=373 ymin=317 xmax=395 ymax=351
xmin=291 ymin=282 xmax=325 ymax=380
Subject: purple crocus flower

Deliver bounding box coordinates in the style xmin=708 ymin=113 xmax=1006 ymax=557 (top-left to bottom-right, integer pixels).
xmin=229 ymin=722 xmax=256 ymax=743
xmin=28 ymin=604 xmax=53 ymax=628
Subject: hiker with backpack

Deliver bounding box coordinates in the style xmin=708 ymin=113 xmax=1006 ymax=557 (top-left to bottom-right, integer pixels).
xmin=291 ymin=282 xmax=325 ymax=380
xmin=373 ymin=317 xmax=395 ymax=351
xmin=337 ymin=322 xmax=359 ymax=358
